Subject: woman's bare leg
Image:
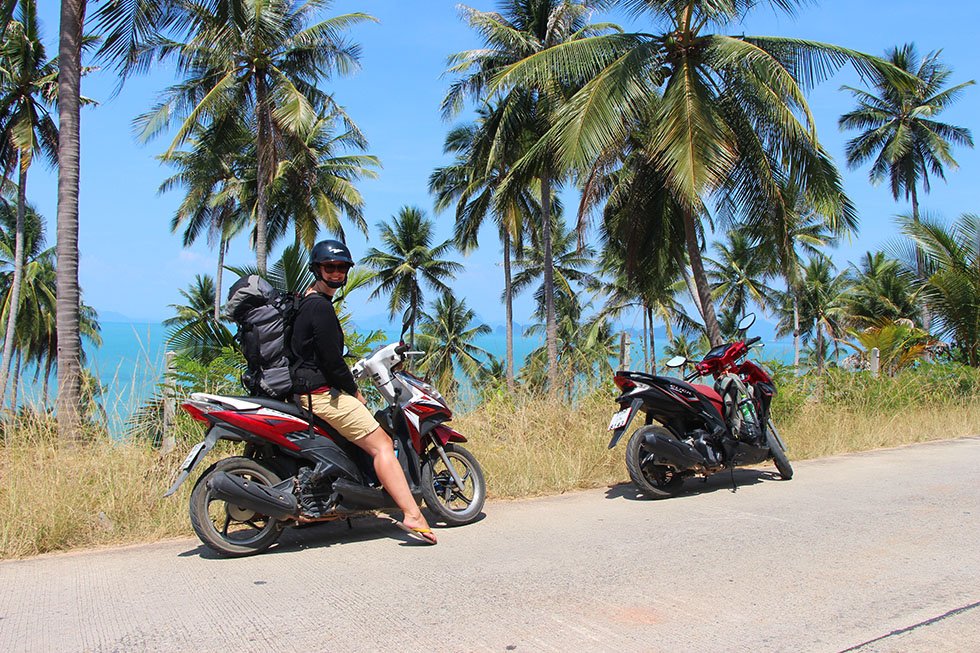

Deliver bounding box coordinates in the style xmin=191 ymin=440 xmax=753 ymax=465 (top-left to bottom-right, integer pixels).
xmin=354 ymin=427 xmax=436 ymax=541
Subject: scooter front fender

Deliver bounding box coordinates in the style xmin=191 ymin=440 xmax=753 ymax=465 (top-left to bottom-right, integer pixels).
xmin=431 ymin=423 xmax=467 ymax=445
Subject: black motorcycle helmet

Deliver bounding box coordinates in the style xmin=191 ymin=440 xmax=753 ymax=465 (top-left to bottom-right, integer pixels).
xmin=310 ymin=239 xmax=354 ymax=288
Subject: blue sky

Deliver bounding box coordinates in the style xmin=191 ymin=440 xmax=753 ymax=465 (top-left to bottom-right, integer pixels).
xmin=27 ymin=0 xmax=980 ymax=332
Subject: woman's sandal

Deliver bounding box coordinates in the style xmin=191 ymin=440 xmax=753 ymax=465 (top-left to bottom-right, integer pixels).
xmin=391 ymin=518 xmax=438 ymax=545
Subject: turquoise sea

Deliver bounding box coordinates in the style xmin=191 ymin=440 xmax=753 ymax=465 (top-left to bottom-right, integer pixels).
xmin=18 ymin=321 xmax=796 ymax=434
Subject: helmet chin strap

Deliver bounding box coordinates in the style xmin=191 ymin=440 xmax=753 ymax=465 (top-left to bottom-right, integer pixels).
xmin=325 ymin=279 xmax=345 ymax=289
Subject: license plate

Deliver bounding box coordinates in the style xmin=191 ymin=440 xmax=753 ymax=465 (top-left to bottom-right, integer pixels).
xmin=607 ymin=407 xmax=632 ymax=431
xmin=180 ymin=442 xmax=206 ymax=471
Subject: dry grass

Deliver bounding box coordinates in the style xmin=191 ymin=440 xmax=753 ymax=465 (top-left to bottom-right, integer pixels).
xmin=0 ymin=411 xmax=203 ymax=559
xmin=2 ymin=377 xmax=978 ymax=559
xmin=459 ymin=390 xmax=980 ymax=501
xmin=455 ymin=393 xmax=624 ymax=499
xmin=778 ymin=403 xmax=980 ymax=460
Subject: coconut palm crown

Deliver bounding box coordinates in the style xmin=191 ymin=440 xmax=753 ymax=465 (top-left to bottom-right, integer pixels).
xmin=492 ymin=0 xmax=914 ymax=344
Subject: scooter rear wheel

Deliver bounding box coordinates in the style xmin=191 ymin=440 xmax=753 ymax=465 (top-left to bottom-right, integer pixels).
xmin=189 ymin=457 xmax=284 ymax=557
xmin=625 ymin=426 xmax=685 ymax=499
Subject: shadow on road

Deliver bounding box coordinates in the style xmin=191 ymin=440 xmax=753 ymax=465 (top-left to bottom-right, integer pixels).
xmin=604 ymin=467 xmax=783 ymax=502
xmin=178 ymin=509 xmax=487 ymax=558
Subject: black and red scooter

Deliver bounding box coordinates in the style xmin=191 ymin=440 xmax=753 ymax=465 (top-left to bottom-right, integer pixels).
xmin=164 ymin=317 xmax=486 ymax=556
xmin=607 ymin=314 xmax=792 ymax=498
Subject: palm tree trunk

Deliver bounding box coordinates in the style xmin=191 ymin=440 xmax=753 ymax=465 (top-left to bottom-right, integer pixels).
xmin=410 ymin=284 xmax=418 ymax=348
xmin=816 ymin=320 xmax=825 ymax=375
xmin=681 ymin=267 xmax=704 ymax=320
xmin=255 ymin=74 xmax=272 ymax=276
xmin=502 ymin=230 xmax=515 ymax=392
xmin=792 ymin=293 xmax=801 ymax=371
xmin=10 ymin=351 xmax=21 ymax=411
xmin=43 ymin=357 xmax=53 ymax=409
xmin=540 ymin=172 xmax=558 ymax=389
xmin=647 ymin=304 xmax=657 ymax=375
xmin=641 ymin=302 xmax=649 ymax=371
xmin=0 ymin=161 xmax=28 ymax=408
xmin=214 ymin=238 xmax=226 ymax=321
xmin=910 ymin=184 xmax=932 ymax=333
xmin=682 ymin=209 xmax=722 ymax=346
xmin=56 ymin=0 xmax=86 ymax=440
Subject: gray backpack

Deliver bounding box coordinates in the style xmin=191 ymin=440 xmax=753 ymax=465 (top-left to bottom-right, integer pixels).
xmin=225 ymin=275 xmax=301 ymax=398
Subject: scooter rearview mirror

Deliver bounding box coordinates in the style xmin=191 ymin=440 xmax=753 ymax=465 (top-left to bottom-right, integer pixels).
xmin=400 ymin=306 xmax=416 ymax=339
xmin=665 ymin=355 xmax=687 ymax=368
xmin=737 ymin=312 xmax=756 ymax=332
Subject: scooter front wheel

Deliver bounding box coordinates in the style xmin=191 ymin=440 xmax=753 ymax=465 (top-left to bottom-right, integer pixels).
xmin=189 ymin=457 xmax=284 ymax=557
xmin=766 ymin=421 xmax=793 ymax=480
xmin=421 ymin=444 xmax=486 ymax=525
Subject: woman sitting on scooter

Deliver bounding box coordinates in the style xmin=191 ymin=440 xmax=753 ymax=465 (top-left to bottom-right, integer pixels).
xmin=290 ymin=239 xmax=437 ymax=545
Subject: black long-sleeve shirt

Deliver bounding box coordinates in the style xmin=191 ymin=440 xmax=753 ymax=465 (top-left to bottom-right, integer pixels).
xmin=291 ymin=292 xmax=358 ymax=396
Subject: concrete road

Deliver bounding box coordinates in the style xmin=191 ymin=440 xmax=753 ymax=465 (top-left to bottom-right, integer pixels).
xmin=2 ymin=437 xmax=979 ymax=653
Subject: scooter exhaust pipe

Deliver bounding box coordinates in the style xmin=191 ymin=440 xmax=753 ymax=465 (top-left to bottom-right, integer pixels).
xmin=208 ymin=472 xmax=299 ymax=520
xmin=641 ymin=430 xmax=708 ymax=470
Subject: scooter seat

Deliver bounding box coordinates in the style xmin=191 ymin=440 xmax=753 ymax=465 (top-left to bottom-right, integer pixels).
xmin=229 ymin=395 xmax=339 ymax=438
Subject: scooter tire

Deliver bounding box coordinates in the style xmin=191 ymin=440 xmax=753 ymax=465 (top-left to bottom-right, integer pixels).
xmin=766 ymin=421 xmax=793 ymax=480
xmin=189 ymin=457 xmax=284 ymax=557
xmin=421 ymin=444 xmax=486 ymax=525
xmin=625 ymin=426 xmax=685 ymax=499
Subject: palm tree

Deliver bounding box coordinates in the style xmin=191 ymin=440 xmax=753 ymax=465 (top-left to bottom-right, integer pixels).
xmin=844 ymin=252 xmax=919 ymax=330
xmin=744 ymin=178 xmax=853 ymax=370
xmin=663 ymin=331 xmax=707 ymax=363
xmin=777 ymin=256 xmax=851 ymax=374
xmin=494 ymin=0 xmax=911 ymax=346
xmin=846 ymin=320 xmax=935 ymax=377
xmin=523 ymin=292 xmax=616 ymax=399
xmin=511 ymin=216 xmax=598 ymax=322
xmin=267 ymin=111 xmax=379 ymax=249
xmin=0 ymin=202 xmax=100 ymax=408
xmin=163 ymin=274 xmax=234 ymax=365
xmin=164 ymin=275 xmax=218 ymax=330
xmin=363 ymin=206 xmax=462 ymax=344
xmin=164 ymin=274 xmax=235 ymax=365
xmin=132 ymin=0 xmax=375 ymax=274
xmin=899 ymin=213 xmax=980 ymax=366
xmin=840 ymin=44 xmax=974 ymax=231
xmin=592 ymin=256 xmax=693 ymax=375
xmin=159 ymin=118 xmax=251 ymax=321
xmin=0 ymin=0 xmax=16 ymax=44
xmin=416 ymin=293 xmax=492 ymax=396
xmin=706 ymin=230 xmax=777 ymax=319
xmin=444 ymin=0 xmax=614 ymax=383
xmin=583 ymin=116 xmax=695 ymax=373
xmin=430 ymin=101 xmax=538 ymax=391
xmin=0 ymin=0 xmax=59 ymax=408
xmin=840 ymin=43 xmax=974 ymax=329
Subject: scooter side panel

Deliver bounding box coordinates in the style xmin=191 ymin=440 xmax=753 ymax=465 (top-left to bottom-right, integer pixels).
xmin=287 ymin=433 xmax=364 ymax=483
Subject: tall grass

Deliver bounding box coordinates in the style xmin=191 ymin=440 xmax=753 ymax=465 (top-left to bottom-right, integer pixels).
xmin=0 ymin=408 xmax=204 ymax=559
xmin=2 ymin=364 xmax=979 ymax=558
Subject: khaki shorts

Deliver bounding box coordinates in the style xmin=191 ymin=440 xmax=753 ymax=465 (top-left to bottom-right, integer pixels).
xmin=300 ymin=390 xmax=379 ymax=442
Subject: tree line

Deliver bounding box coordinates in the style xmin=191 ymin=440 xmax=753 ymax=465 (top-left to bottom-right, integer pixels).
xmin=0 ymin=1 xmax=975 ymax=436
